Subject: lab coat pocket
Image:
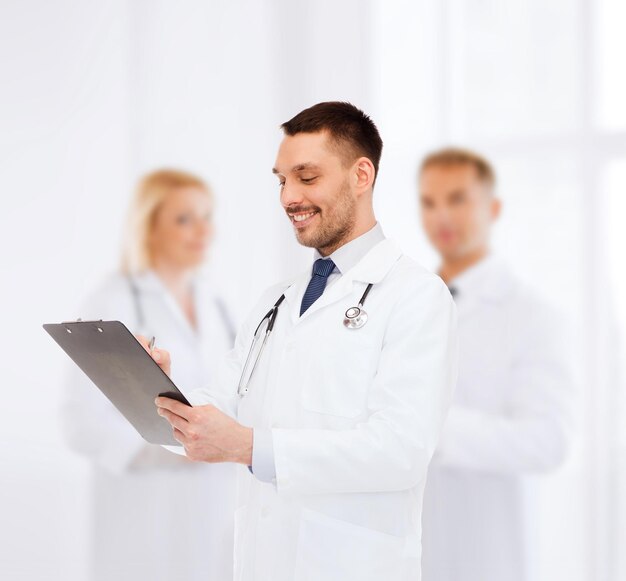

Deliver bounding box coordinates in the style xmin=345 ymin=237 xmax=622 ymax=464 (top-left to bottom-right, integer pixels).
xmin=301 ymin=329 xmax=379 ymax=418
xmin=294 ymin=508 xmax=405 ymax=581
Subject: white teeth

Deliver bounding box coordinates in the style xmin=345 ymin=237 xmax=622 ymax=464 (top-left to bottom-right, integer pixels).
xmin=293 ymin=212 xmax=315 ymax=222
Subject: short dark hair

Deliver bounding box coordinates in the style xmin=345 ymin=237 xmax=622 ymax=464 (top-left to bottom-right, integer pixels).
xmin=281 ymin=101 xmax=383 ymax=185
xmin=420 ymin=147 xmax=496 ymax=192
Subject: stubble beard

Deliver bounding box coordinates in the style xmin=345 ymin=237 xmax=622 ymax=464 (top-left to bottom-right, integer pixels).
xmin=295 ymin=180 xmax=356 ymax=255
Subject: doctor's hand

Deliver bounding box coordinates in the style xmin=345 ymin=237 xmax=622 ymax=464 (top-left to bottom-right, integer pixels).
xmin=136 ymin=334 xmax=171 ymax=377
xmin=155 ymin=397 xmax=253 ymax=465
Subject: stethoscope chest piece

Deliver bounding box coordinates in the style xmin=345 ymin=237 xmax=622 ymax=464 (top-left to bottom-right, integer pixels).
xmin=343 ymin=306 xmax=368 ymax=329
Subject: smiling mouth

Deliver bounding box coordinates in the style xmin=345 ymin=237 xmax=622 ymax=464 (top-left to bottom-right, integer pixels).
xmin=288 ymin=210 xmax=319 ymax=228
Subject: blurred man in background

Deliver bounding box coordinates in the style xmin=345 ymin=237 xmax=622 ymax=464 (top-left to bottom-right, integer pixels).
xmin=418 ymin=148 xmax=575 ymax=581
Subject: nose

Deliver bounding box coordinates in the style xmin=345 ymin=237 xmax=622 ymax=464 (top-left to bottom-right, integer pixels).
xmin=280 ymin=180 xmax=304 ymax=209
xmin=428 ymin=203 xmax=451 ymax=222
xmin=195 ymin=217 xmax=212 ymax=238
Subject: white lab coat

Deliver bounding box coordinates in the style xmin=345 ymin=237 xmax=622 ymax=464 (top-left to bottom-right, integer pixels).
xmin=421 ymin=255 xmax=574 ymax=581
xmin=185 ymin=238 xmax=458 ymax=581
xmin=61 ymin=269 xmax=237 ymax=581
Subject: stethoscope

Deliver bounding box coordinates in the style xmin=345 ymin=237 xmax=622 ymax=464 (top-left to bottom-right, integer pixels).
xmin=237 ymin=282 xmax=374 ymax=397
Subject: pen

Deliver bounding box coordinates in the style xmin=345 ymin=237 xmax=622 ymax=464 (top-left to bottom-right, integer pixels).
xmin=149 ymin=336 xmax=156 ymax=353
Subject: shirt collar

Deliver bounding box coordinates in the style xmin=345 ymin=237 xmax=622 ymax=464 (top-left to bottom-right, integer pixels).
xmin=313 ymin=222 xmax=386 ymax=275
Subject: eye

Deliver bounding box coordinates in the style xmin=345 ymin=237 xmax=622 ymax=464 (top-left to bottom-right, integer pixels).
xmin=277 ymin=180 xmax=285 ymax=189
xmin=176 ymin=214 xmax=192 ymax=224
xmin=301 ymin=177 xmax=318 ymax=184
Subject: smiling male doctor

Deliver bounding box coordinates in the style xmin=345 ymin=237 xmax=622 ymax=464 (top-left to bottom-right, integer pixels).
xmin=149 ymin=102 xmax=458 ymax=581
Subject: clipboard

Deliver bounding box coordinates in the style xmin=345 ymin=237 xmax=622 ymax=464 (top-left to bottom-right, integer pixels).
xmin=44 ymin=319 xmax=190 ymax=446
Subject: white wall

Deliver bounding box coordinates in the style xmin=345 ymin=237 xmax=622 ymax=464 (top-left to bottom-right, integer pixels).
xmin=0 ymin=2 xmax=131 ymax=579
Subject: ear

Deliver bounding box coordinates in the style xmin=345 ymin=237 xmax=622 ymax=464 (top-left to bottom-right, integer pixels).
xmin=353 ymin=157 xmax=376 ymax=193
xmin=491 ymin=197 xmax=502 ymax=221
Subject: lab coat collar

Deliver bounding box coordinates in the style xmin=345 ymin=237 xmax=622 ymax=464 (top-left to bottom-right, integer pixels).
xmin=128 ymin=268 xmax=211 ymax=340
xmin=283 ymin=238 xmax=403 ymax=325
xmin=447 ymin=254 xmax=513 ymax=304
xmin=129 ymin=269 xmax=163 ymax=294
xmin=130 ymin=268 xmax=211 ymax=295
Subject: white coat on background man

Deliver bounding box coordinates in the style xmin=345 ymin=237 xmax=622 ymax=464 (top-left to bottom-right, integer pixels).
xmin=418 ymin=148 xmax=574 ymax=581
xmin=151 ymin=102 xmax=458 ymax=581
xmin=421 ymin=256 xmax=573 ymax=581
xmin=63 ymin=269 xmax=236 ymax=581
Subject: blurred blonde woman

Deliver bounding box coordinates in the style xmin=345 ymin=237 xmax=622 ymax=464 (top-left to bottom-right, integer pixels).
xmin=62 ymin=169 xmax=236 ymax=581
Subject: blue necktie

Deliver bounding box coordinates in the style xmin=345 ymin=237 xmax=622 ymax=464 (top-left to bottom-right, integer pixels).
xmin=300 ymin=258 xmax=336 ymax=316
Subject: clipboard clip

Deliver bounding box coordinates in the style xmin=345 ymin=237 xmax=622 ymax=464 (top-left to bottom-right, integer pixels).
xmin=61 ymin=318 xmax=106 ymax=334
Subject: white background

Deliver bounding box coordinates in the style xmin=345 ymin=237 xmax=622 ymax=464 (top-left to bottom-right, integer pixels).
xmin=0 ymin=1 xmax=624 ymax=580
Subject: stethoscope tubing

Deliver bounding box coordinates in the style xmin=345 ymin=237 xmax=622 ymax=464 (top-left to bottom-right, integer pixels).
xmin=237 ymin=283 xmax=373 ymax=396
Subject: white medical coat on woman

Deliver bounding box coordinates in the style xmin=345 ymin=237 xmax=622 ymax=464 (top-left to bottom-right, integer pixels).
xmin=62 ymin=269 xmax=236 ymax=581
xmin=421 ymin=255 xmax=574 ymax=581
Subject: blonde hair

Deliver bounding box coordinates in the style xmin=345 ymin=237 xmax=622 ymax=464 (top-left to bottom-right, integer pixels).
xmin=120 ymin=169 xmax=212 ymax=274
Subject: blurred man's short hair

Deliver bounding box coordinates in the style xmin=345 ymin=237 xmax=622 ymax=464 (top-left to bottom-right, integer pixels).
xmin=420 ymin=147 xmax=496 ymax=193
